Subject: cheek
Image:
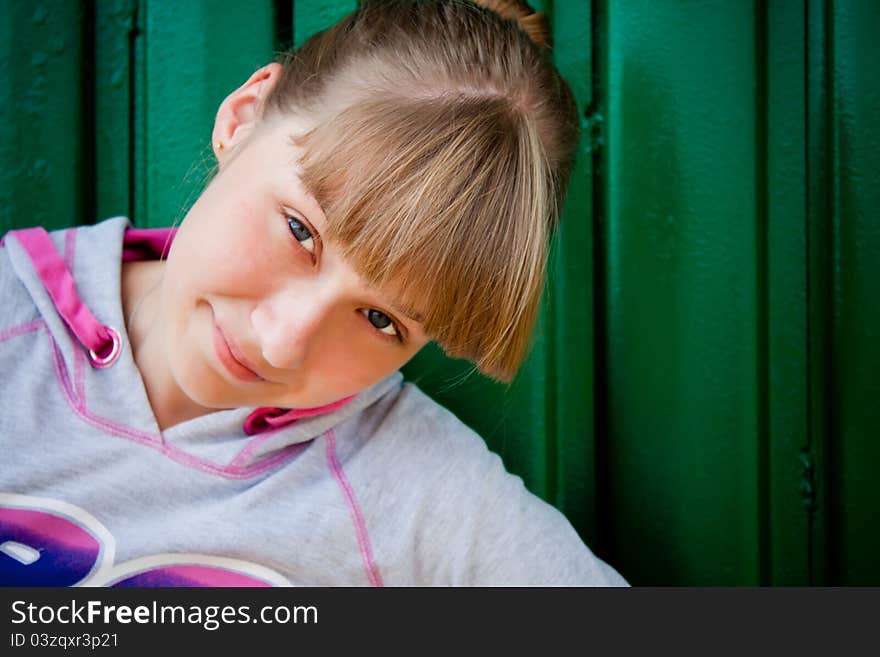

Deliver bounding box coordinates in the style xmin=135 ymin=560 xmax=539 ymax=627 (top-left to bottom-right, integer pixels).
xmin=317 ymin=342 xmax=411 ymax=394
xmin=168 ymin=213 xmax=279 ymax=300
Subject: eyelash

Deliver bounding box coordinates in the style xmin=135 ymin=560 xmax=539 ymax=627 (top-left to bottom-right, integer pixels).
xmin=281 ymin=209 xmax=406 ymax=345
xmin=284 ymin=210 xmax=318 ymax=262
xmin=361 ymin=309 xmax=405 ymax=344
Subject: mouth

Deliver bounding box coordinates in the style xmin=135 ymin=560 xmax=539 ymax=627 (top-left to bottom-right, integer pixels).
xmin=212 ymin=319 xmax=266 ymax=383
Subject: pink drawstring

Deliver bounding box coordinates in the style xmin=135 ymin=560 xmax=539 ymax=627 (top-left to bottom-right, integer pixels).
xmin=8 ymin=227 xmax=121 ymax=368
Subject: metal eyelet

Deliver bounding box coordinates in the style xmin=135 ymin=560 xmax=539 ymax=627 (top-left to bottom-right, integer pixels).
xmin=88 ymin=326 xmax=122 ymax=368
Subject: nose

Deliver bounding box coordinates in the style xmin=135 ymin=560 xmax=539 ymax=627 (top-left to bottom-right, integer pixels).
xmin=250 ymin=282 xmax=335 ymax=371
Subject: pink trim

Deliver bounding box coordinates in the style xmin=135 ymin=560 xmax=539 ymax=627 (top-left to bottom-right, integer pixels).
xmin=325 ymin=429 xmax=384 ymax=587
xmin=64 ymin=226 xmax=77 ymax=270
xmin=35 ymin=324 xmax=311 ymax=480
xmin=64 ymin=229 xmax=87 ymax=402
xmin=75 ymin=337 xmax=87 ymax=403
xmin=123 ymin=226 xmax=177 ymax=262
xmin=242 ymin=396 xmax=355 ymax=436
xmin=0 ymin=319 xmax=43 ymax=342
xmin=232 ymin=397 xmax=358 ymax=466
xmin=229 ymin=424 xmax=293 ymax=468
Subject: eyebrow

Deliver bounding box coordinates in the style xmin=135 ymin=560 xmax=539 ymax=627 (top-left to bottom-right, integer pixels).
xmin=389 ymin=301 xmax=425 ymax=325
xmin=287 ymin=138 xmax=425 ymax=326
xmin=287 ymin=136 xmax=327 ymax=222
xmin=292 ymin=189 xmax=426 ymax=325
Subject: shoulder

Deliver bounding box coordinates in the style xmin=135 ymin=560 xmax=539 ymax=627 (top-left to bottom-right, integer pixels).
xmin=1 ymin=216 xmax=130 ymax=282
xmin=377 ymin=381 xmax=489 ymax=448
xmin=0 ymin=234 xmax=37 ymax=333
xmin=345 ymin=379 xmax=498 ymax=472
xmin=65 ymin=216 xmax=132 ymax=255
xmin=338 ymin=381 xmax=628 ymax=585
xmin=0 ymin=216 xmax=132 ymax=339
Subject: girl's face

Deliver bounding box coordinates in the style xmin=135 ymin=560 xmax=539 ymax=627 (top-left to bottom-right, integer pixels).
xmin=160 ymin=116 xmax=431 ymax=411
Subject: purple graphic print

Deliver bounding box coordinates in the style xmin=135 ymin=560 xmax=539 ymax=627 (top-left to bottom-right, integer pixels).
xmin=112 ymin=565 xmax=273 ymax=587
xmin=0 ymin=508 xmax=102 ymax=586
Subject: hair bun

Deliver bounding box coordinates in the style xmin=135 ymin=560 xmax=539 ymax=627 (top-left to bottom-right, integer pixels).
xmin=474 ymin=0 xmax=552 ymax=49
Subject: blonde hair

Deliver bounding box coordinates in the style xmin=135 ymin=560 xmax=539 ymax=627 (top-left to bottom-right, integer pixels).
xmin=260 ymin=0 xmax=579 ymax=383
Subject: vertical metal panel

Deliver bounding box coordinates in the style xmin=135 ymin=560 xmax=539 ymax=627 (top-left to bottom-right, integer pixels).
xmin=824 ymin=0 xmax=880 ymax=585
xmin=766 ymin=0 xmax=810 ymax=585
xmin=602 ymin=0 xmax=762 ymax=585
xmin=0 ymin=0 xmax=85 ymax=233
xmin=136 ymin=0 xmax=275 ymax=228
xmin=293 ymin=0 xmax=354 ymax=48
xmin=549 ymin=0 xmax=600 ymax=545
xmin=806 ymin=0 xmax=833 ymax=588
xmin=95 ymin=0 xmax=136 ymax=222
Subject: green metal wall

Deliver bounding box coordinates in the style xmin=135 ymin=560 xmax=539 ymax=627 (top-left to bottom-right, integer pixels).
xmin=1 ymin=0 xmax=876 ymax=585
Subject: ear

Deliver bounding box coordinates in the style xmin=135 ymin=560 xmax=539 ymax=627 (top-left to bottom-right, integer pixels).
xmin=212 ymin=62 xmax=283 ymax=162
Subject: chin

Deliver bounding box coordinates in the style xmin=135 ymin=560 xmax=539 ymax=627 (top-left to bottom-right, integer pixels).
xmin=166 ymin=358 xmax=236 ymax=410
xmin=273 ymin=383 xmax=356 ymax=411
xmin=179 ymin=380 xmax=237 ymax=410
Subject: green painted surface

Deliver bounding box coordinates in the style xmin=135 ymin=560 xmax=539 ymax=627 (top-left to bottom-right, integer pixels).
xmin=823 ymin=0 xmax=880 ymax=586
xmin=294 ymin=0 xmax=355 ymax=48
xmin=95 ymin=0 xmax=136 ymax=223
xmin=766 ymin=0 xmax=810 ymax=586
xmin=0 ymin=0 xmax=85 ymax=232
xmin=602 ymin=0 xmax=764 ymax=585
xmin=806 ymin=0 xmax=832 ymax=587
xmin=136 ymin=0 xmax=275 ymax=228
xmin=1 ymin=0 xmax=877 ymax=585
xmin=546 ymin=0 xmax=600 ymax=546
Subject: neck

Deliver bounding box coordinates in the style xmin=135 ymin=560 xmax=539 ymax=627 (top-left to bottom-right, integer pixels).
xmin=121 ymin=260 xmax=213 ymax=431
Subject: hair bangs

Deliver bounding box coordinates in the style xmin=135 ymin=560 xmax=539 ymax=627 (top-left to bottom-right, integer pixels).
xmin=289 ymin=92 xmax=551 ymax=381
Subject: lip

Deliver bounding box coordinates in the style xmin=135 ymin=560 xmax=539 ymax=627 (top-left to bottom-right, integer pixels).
xmin=212 ymin=320 xmax=266 ymax=383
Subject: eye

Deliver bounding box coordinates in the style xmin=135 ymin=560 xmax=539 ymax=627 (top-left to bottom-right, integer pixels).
xmin=360 ymin=308 xmax=401 ymax=341
xmin=286 ymin=214 xmax=316 ymax=254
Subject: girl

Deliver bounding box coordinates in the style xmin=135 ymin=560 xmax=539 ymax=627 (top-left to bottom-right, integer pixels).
xmin=0 ymin=0 xmax=626 ymax=586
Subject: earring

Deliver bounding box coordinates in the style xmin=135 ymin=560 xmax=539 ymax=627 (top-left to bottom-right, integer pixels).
xmin=216 ymin=141 xmax=224 ymax=151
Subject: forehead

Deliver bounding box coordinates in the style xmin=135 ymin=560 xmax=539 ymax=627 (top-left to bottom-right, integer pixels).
xmin=261 ymin=118 xmax=328 ymax=225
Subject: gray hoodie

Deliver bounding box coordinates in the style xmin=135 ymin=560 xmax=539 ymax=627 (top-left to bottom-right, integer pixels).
xmin=0 ymin=217 xmax=626 ymax=586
